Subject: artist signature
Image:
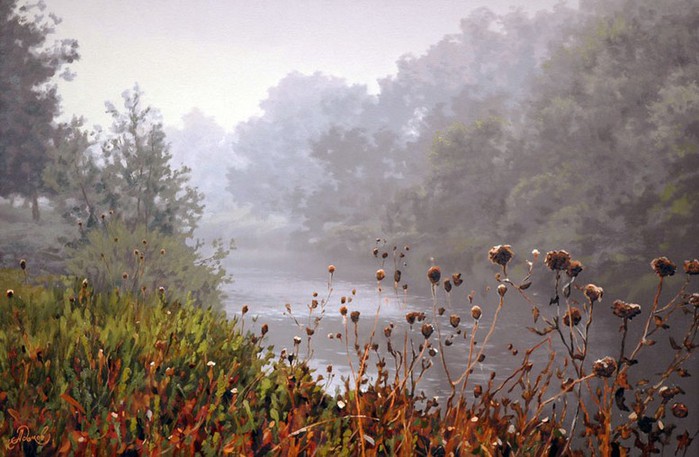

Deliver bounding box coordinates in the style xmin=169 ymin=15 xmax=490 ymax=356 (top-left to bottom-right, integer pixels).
xmin=8 ymin=425 xmax=51 ymax=449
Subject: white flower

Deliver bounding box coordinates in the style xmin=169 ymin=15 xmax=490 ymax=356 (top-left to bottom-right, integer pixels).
xmin=207 ymin=361 xmax=216 ymax=367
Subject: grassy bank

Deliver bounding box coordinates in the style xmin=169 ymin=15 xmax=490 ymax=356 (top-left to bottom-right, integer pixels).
xmin=0 ymin=246 xmax=697 ymax=456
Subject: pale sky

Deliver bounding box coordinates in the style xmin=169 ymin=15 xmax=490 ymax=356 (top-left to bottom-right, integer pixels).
xmin=49 ymin=0 xmax=571 ymax=130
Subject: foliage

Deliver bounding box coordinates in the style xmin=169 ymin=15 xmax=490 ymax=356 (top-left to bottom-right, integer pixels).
xmin=0 ymin=0 xmax=79 ymax=219
xmin=65 ymin=218 xmax=230 ymax=309
xmin=2 ymin=243 xmax=695 ymax=455
xmin=101 ymin=87 xmax=204 ymax=237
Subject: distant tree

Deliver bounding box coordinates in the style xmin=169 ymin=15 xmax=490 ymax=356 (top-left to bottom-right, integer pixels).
xmin=0 ymin=0 xmax=78 ymax=219
xmin=100 ymin=87 xmax=204 ymax=236
xmin=43 ymin=117 xmax=102 ymax=227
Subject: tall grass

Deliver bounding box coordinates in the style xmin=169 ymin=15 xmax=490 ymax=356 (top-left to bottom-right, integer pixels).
xmin=0 ymin=244 xmax=696 ymax=455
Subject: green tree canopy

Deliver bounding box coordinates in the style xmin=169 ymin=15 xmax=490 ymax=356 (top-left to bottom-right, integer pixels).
xmin=0 ymin=0 xmax=78 ymax=219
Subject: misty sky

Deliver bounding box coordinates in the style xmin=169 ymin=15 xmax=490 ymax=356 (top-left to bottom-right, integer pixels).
xmin=50 ymin=0 xmax=572 ymax=130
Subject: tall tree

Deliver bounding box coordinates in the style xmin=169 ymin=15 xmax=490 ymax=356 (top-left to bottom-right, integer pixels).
xmin=101 ymin=87 xmax=204 ymax=237
xmin=0 ymin=0 xmax=78 ymax=219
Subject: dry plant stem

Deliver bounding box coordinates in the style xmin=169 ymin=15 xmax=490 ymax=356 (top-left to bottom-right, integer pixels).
xmin=623 ymin=276 xmax=664 ymax=373
xmin=455 ymin=294 xmax=504 ymax=391
xmin=354 ymin=283 xmax=383 ymax=457
xmin=430 ymin=285 xmax=455 ymax=402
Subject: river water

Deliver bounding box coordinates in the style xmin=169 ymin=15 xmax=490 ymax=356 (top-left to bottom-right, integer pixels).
xmin=222 ymin=264 xmax=620 ymax=400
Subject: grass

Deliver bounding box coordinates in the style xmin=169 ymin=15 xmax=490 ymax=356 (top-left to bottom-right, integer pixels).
xmin=0 ymin=244 xmax=697 ymax=456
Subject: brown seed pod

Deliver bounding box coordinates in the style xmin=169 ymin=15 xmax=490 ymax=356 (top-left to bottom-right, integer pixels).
xmin=449 ymin=314 xmax=461 ymax=328
xmin=261 ymin=324 xmax=269 ymax=336
xmin=443 ymin=279 xmax=452 ymax=293
xmin=651 ymin=257 xmax=676 ymax=277
xmin=350 ymin=311 xmax=360 ymax=323
xmin=683 ymin=259 xmax=699 ymax=275
xmin=488 ymin=245 xmax=514 ymax=267
xmin=328 ymin=265 xmax=336 ymax=274
xmin=19 ymin=259 xmax=27 ymax=270
xmin=452 ymin=273 xmax=463 ymax=287
xmin=339 ymin=305 xmax=348 ymax=316
xmin=671 ymin=403 xmax=688 ymax=418
xmin=592 ymin=356 xmax=617 ymax=378
xmin=563 ymin=307 xmax=582 ymax=326
xmin=544 ymin=250 xmax=571 ymax=271
xmin=421 ymin=323 xmax=434 ymax=339
xmin=376 ymin=269 xmax=386 ymax=281
xmin=471 ymin=305 xmax=482 ymax=320
xmin=497 ymin=284 xmax=507 ymax=297
xmin=611 ymin=300 xmax=642 ymax=319
xmin=427 ymin=266 xmax=441 ymax=285
xmin=583 ymin=284 xmax=604 ymax=303
xmin=394 ymin=270 xmax=402 ymax=283
xmin=566 ymin=260 xmax=584 ymax=278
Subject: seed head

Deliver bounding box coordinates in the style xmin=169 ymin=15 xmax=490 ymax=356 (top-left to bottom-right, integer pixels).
xmin=592 ymin=356 xmax=617 ymax=377
xmin=82 ymin=279 xmax=89 ymax=289
xmin=427 ymin=266 xmax=441 ymax=285
xmin=566 ymin=260 xmax=584 ymax=278
xmin=443 ymin=279 xmax=452 ymax=293
xmin=19 ymin=259 xmax=26 ymax=270
xmin=339 ymin=305 xmax=348 ymax=316
xmin=471 ymin=305 xmax=482 ymax=320
xmin=293 ymin=336 xmax=302 ymax=345
xmin=394 ymin=270 xmax=402 ymax=283
xmin=421 ymin=323 xmax=434 ymax=339
xmin=563 ymin=307 xmax=582 ymax=326
xmin=384 ymin=326 xmax=392 ymax=338
xmin=683 ymin=259 xmax=699 ymax=275
xmin=376 ymin=269 xmax=386 ymax=281
xmin=544 ymin=250 xmax=571 ymax=271
xmin=671 ymin=403 xmax=688 ymax=418
xmin=261 ymin=324 xmax=269 ymax=335
xmin=328 ymin=264 xmax=336 ymax=274
xmin=651 ymin=257 xmax=676 ymax=277
xmin=449 ymin=314 xmax=461 ymax=328
xmin=122 ymin=272 xmax=129 ymax=280
xmin=241 ymin=305 xmax=249 ymax=315
xmin=350 ymin=310 xmax=360 ymax=323
xmin=6 ymin=289 xmax=14 ymax=298
xmin=452 ymin=273 xmax=463 ymax=286
xmin=497 ymin=284 xmax=507 ymax=297
xmin=583 ymin=284 xmax=604 ymax=303
xmin=611 ymin=300 xmax=642 ymax=319
xmin=488 ymin=245 xmax=514 ymax=267
xmin=406 ymin=312 xmax=417 ymax=325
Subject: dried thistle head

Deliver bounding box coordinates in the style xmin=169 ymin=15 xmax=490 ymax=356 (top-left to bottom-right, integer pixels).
xmin=452 ymin=273 xmax=463 ymax=286
xmin=339 ymin=305 xmax=348 ymax=316
xmin=611 ymin=300 xmax=642 ymax=319
xmin=544 ymin=250 xmax=571 ymax=271
xmin=6 ymin=289 xmax=14 ymax=299
xmin=328 ymin=264 xmax=336 ymax=274
xmin=449 ymin=314 xmax=461 ymax=328
xmin=394 ymin=270 xmax=401 ymax=283
xmin=261 ymin=324 xmax=269 ymax=335
xmin=583 ymin=284 xmax=604 ymax=303
xmin=241 ymin=305 xmax=249 ymax=315
xmin=406 ymin=312 xmax=417 ymax=325
xmin=497 ymin=284 xmax=507 ymax=297
xmin=592 ymin=356 xmax=617 ymax=377
xmin=683 ymin=259 xmax=699 ymax=275
xmin=19 ymin=259 xmax=26 ymax=270
xmin=427 ymin=266 xmax=441 ymax=285
xmin=293 ymin=336 xmax=302 ymax=345
xmin=443 ymin=279 xmax=452 ymax=293
xmin=566 ymin=260 xmax=584 ymax=278
xmin=563 ymin=307 xmax=582 ymax=326
xmin=421 ymin=323 xmax=434 ymax=339
xmin=350 ymin=310 xmax=360 ymax=323
xmin=376 ymin=269 xmax=386 ymax=281
xmin=471 ymin=305 xmax=482 ymax=320
xmin=488 ymin=245 xmax=514 ymax=268
xmin=651 ymin=257 xmax=676 ymax=277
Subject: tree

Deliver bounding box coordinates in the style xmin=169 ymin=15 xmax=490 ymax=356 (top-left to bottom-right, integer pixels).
xmin=0 ymin=0 xmax=78 ymax=219
xmin=101 ymin=86 xmax=204 ymax=237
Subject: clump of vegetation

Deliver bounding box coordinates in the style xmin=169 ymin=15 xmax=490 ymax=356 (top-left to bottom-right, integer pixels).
xmin=1 ymin=245 xmax=695 ymax=455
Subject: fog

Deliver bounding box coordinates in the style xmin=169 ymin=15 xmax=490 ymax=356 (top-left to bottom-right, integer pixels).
xmin=1 ymin=0 xmax=698 ymax=447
